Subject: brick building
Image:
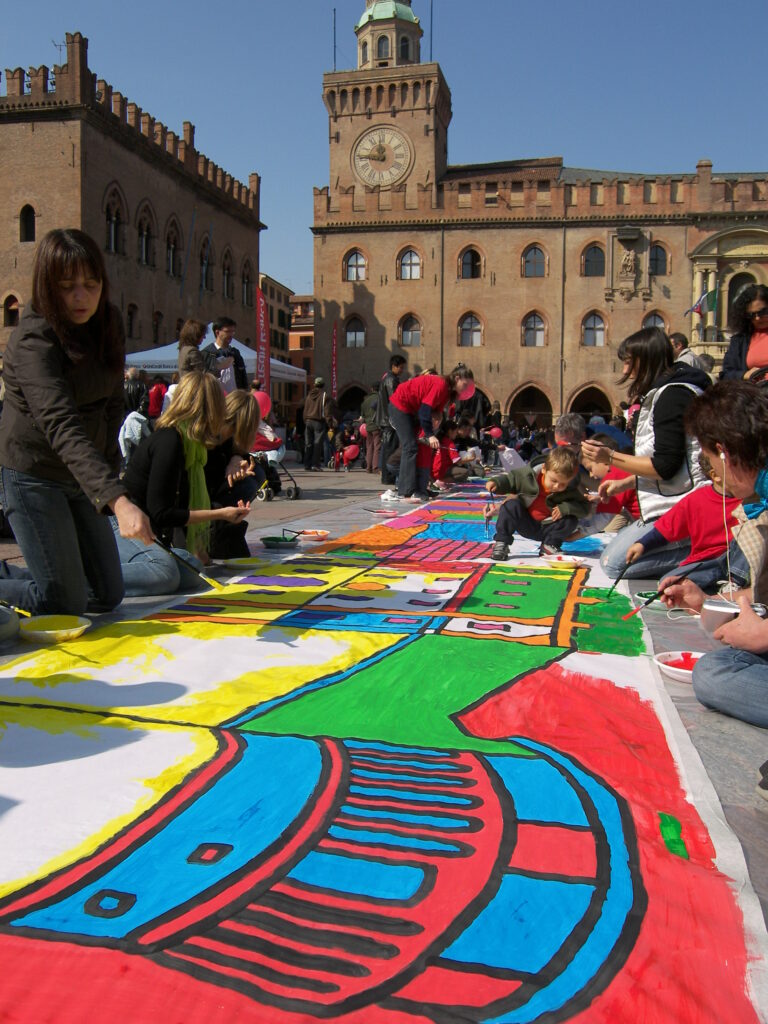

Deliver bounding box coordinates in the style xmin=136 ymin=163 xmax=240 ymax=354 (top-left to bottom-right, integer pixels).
xmin=313 ymin=0 xmax=768 ymax=422
xmin=1 ymin=32 xmax=264 ymax=354
xmin=288 ymin=295 xmax=316 ymax=386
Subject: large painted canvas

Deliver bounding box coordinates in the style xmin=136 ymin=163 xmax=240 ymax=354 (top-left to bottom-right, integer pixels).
xmin=0 ymin=489 xmax=765 ymax=1022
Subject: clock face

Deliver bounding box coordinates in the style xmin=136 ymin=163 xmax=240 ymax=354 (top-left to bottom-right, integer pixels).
xmin=352 ymin=126 xmax=413 ymax=188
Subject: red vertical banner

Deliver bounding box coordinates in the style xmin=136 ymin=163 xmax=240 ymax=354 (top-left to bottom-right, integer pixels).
xmin=331 ymin=320 xmax=338 ymax=400
xmin=255 ymin=287 xmax=270 ymax=394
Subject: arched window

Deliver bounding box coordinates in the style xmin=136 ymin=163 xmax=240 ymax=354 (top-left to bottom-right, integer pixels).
xmin=400 ymin=314 xmax=421 ymax=347
xmin=126 ymin=303 xmax=138 ymax=339
xmin=523 ymin=313 xmax=545 ymax=347
xmin=165 ymin=223 xmax=181 ymax=277
xmin=3 ymin=295 xmax=20 ymax=328
xmin=361 ymin=41 xmax=368 ymax=64
xmin=377 ymin=36 xmax=390 ymax=59
xmin=399 ymin=36 xmax=410 ymax=60
xmin=523 ymin=245 xmax=545 ymax=278
xmin=222 ymin=250 xmax=234 ymax=300
xmin=642 ymin=312 xmax=666 ymax=330
xmin=459 ymin=313 xmax=482 ymax=347
xmin=105 ymin=190 xmax=125 ymax=254
xmin=242 ymin=260 xmax=253 ymax=307
xmin=137 ymin=211 xmax=154 ymax=267
xmin=345 ymin=249 xmax=367 ymax=282
xmin=460 ymin=248 xmax=481 ymax=279
xmin=583 ymin=244 xmax=605 ymax=277
xmin=649 ymin=244 xmax=668 ymax=276
xmin=199 ymin=238 xmax=214 ymax=292
xmin=19 ymin=205 xmax=35 ymax=243
xmin=345 ymin=316 xmax=365 ymax=348
xmin=152 ymin=311 xmax=163 ymax=345
xmin=399 ymin=249 xmax=421 ymax=280
xmin=582 ymin=313 xmax=605 ymax=347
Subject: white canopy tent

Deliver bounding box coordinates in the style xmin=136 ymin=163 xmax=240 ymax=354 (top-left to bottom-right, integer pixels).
xmin=124 ymin=339 xmax=307 ymax=387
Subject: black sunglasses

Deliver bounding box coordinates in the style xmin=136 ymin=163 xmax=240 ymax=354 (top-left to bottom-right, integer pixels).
xmin=747 ymin=308 xmax=768 ymax=320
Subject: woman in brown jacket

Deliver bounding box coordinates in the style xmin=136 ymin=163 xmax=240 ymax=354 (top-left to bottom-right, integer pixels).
xmin=0 ymin=229 xmax=151 ymax=615
xmin=177 ymin=318 xmax=208 ymax=376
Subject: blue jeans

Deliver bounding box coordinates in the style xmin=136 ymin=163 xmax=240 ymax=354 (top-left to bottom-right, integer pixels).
xmin=600 ymin=519 xmax=691 ymax=580
xmin=692 ymin=647 xmax=768 ymax=728
xmin=0 ymin=467 xmax=124 ymax=615
xmin=111 ymin=519 xmax=204 ymax=596
xmin=389 ymin=405 xmax=420 ymax=497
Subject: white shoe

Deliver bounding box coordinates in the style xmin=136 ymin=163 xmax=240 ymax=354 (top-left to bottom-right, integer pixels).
xmin=380 ymin=489 xmax=400 ymax=502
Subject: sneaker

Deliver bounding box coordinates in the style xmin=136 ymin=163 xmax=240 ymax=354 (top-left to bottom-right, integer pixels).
xmin=540 ymin=542 xmax=559 ymax=556
xmin=491 ymin=541 xmax=509 ymax=560
xmin=380 ymin=489 xmax=400 ymax=502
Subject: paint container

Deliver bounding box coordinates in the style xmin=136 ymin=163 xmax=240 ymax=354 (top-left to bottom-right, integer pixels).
xmin=0 ymin=605 xmax=20 ymax=643
xmin=653 ymin=650 xmax=703 ymax=683
xmin=19 ymin=615 xmax=91 ymax=644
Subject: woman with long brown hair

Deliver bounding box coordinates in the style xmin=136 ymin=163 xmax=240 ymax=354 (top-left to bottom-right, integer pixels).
xmin=0 ymin=228 xmax=151 ymax=615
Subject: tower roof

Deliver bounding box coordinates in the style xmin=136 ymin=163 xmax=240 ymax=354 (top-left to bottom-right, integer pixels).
xmin=355 ymin=1 xmax=419 ymax=30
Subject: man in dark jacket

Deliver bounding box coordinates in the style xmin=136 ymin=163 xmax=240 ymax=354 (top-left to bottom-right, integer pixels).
xmin=376 ymin=354 xmax=407 ymax=485
xmin=202 ymin=317 xmax=248 ymax=391
xmin=303 ymin=377 xmax=333 ymax=470
xmin=124 ymin=366 xmax=149 ymax=417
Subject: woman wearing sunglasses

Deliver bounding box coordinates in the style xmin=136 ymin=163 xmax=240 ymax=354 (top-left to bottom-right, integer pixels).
xmin=721 ymin=283 xmax=768 ymax=381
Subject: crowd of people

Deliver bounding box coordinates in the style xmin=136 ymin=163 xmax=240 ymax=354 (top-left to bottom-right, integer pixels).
xmin=0 ymin=228 xmax=766 ymax=754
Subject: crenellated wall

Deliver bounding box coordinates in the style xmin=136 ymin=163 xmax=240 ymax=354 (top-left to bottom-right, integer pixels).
xmin=0 ymin=32 xmax=260 ymax=217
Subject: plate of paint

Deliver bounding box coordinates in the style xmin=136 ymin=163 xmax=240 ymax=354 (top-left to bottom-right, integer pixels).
xmin=19 ymin=615 xmax=91 ymax=644
xmin=543 ymin=555 xmax=585 ymax=568
xmin=299 ymin=529 xmax=330 ymax=541
xmin=653 ymin=650 xmax=704 ymax=683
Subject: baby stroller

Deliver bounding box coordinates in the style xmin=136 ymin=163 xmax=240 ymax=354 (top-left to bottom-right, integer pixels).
xmin=250 ymin=423 xmax=302 ymax=501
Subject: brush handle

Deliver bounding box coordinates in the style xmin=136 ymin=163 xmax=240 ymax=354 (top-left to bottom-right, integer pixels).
xmin=153 ymin=538 xmax=225 ymax=591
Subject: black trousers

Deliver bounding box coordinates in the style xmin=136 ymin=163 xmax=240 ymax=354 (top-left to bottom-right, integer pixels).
xmin=380 ymin=426 xmax=399 ymax=485
xmin=494 ymin=499 xmax=576 ymax=546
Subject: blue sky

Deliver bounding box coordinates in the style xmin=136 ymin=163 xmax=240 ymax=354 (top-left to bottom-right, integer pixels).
xmin=4 ymin=0 xmax=766 ymax=295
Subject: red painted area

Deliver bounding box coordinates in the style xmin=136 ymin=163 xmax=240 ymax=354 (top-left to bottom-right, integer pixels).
xmin=459 ymin=662 xmax=761 ymax=1024
xmin=508 ymin=823 xmax=597 ymax=879
xmin=397 ymin=961 xmax=523 ymax=1008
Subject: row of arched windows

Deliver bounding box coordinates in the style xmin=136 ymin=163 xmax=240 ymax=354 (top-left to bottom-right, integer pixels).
xmin=340 ymin=310 xmax=671 ymax=349
xmin=342 ymin=243 xmax=669 ymax=282
xmin=103 ymin=188 xmax=255 ymax=306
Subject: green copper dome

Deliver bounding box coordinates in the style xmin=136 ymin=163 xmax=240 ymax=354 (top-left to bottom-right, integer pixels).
xmin=355 ymin=1 xmax=419 ymax=30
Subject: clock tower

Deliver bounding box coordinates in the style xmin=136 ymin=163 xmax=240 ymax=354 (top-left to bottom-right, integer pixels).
xmin=322 ymin=0 xmax=452 ymax=201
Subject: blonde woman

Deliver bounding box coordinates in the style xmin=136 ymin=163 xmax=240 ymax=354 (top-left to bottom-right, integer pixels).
xmin=115 ymin=371 xmax=251 ymax=594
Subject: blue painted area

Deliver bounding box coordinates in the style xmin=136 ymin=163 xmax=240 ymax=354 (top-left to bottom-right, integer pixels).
xmin=11 ymin=735 xmax=321 ymax=940
xmin=481 ymin=739 xmax=639 ymax=1024
xmin=350 ymin=756 xmax=466 ymax=773
xmin=443 ymin=874 xmax=595 ymax=973
xmin=420 ymin=522 xmax=487 ymax=541
xmin=328 ymin=826 xmax=462 ymax=854
xmin=349 ymin=785 xmax=473 ymax=807
xmin=345 ymin=740 xmax=453 ymax=758
xmin=352 ymin=769 xmax=468 ymax=788
xmin=224 ymin=633 xmax=421 ymax=727
xmin=341 ymin=805 xmax=470 ymax=830
xmin=288 ymin=850 xmax=424 ymax=902
xmin=279 ymin=609 xmax=444 ymax=634
xmin=488 ymin=755 xmax=589 ymax=826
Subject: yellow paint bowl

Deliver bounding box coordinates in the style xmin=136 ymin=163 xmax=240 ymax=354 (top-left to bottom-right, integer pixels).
xmin=19 ymin=615 xmax=92 ymax=644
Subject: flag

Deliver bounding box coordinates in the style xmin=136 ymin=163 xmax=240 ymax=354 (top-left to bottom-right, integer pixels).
xmin=685 ymin=288 xmax=717 ymax=316
xmin=331 ymin=321 xmax=338 ymax=400
xmin=255 ymin=287 xmax=270 ymax=394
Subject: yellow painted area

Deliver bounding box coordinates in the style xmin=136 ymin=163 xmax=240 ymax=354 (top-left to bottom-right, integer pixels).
xmin=1 ymin=619 xmax=408 ymax=726
xmin=0 ymin=706 xmax=218 ymax=897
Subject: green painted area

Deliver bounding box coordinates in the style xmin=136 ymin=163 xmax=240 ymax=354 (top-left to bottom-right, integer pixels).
xmin=463 ymin=565 xmax=572 ymax=621
xmin=658 ymin=812 xmax=689 ymax=859
xmin=328 ymin=548 xmax=378 ymax=560
xmin=244 ymin=633 xmax=564 ymax=754
xmin=576 ymin=588 xmax=646 ymax=656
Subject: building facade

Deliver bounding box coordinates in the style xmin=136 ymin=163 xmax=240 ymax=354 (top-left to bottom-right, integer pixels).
xmin=1 ymin=32 xmax=263 ymax=354
xmin=258 ymin=271 xmax=302 ymax=419
xmin=288 ymin=295 xmax=316 ymax=386
xmin=313 ymin=0 xmax=768 ymax=421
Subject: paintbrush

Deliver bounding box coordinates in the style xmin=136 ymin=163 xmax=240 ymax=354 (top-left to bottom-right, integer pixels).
xmin=605 ymin=560 xmax=632 ymax=599
xmin=153 ymin=538 xmax=227 ymax=591
xmin=621 ymin=563 xmax=698 ymax=620
xmin=0 ymin=599 xmax=31 ymax=617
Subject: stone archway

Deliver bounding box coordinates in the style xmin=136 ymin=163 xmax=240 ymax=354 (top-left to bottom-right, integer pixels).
xmin=338 ymin=385 xmax=366 ymax=417
xmin=508 ymin=386 xmax=552 ymax=429
xmin=569 ymin=386 xmax=612 ymax=423
xmin=727 ymin=271 xmax=756 ymax=318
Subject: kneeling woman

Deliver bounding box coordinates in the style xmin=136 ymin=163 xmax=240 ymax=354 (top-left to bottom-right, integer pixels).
xmin=388 ymin=364 xmax=476 ymax=502
xmin=116 ymin=372 xmax=251 ymax=595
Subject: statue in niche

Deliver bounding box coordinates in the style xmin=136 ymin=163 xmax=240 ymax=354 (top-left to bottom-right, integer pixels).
xmin=619 ymin=248 xmax=636 ymax=277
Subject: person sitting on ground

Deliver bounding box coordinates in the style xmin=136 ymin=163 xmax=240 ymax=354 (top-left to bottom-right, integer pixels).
xmin=580 ymin=433 xmax=641 ymax=534
xmin=486 ymin=446 xmax=592 ymax=559
xmin=433 ymin=419 xmax=469 ymax=486
xmin=177 ymin=318 xmax=208 ymax=376
xmin=625 ymin=452 xmax=740 ymax=575
xmin=659 ymin=381 xmax=768 ymax=728
xmin=116 ymin=371 xmax=251 ymax=595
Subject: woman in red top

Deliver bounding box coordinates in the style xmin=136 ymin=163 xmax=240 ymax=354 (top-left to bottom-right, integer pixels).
xmin=388 ymin=364 xmax=475 ymax=502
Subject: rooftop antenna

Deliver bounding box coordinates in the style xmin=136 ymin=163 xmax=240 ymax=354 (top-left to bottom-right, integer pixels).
xmin=51 ymin=38 xmax=65 ymax=62
xmin=333 ymin=8 xmax=337 ymax=71
xmin=430 ymin=0 xmax=433 ymax=60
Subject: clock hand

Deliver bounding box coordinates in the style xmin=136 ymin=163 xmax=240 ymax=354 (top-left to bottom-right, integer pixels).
xmin=360 ymin=148 xmax=386 ymax=161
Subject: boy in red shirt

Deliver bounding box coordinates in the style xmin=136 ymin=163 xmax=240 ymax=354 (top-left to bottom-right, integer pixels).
xmin=580 ymin=432 xmax=640 ymax=533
